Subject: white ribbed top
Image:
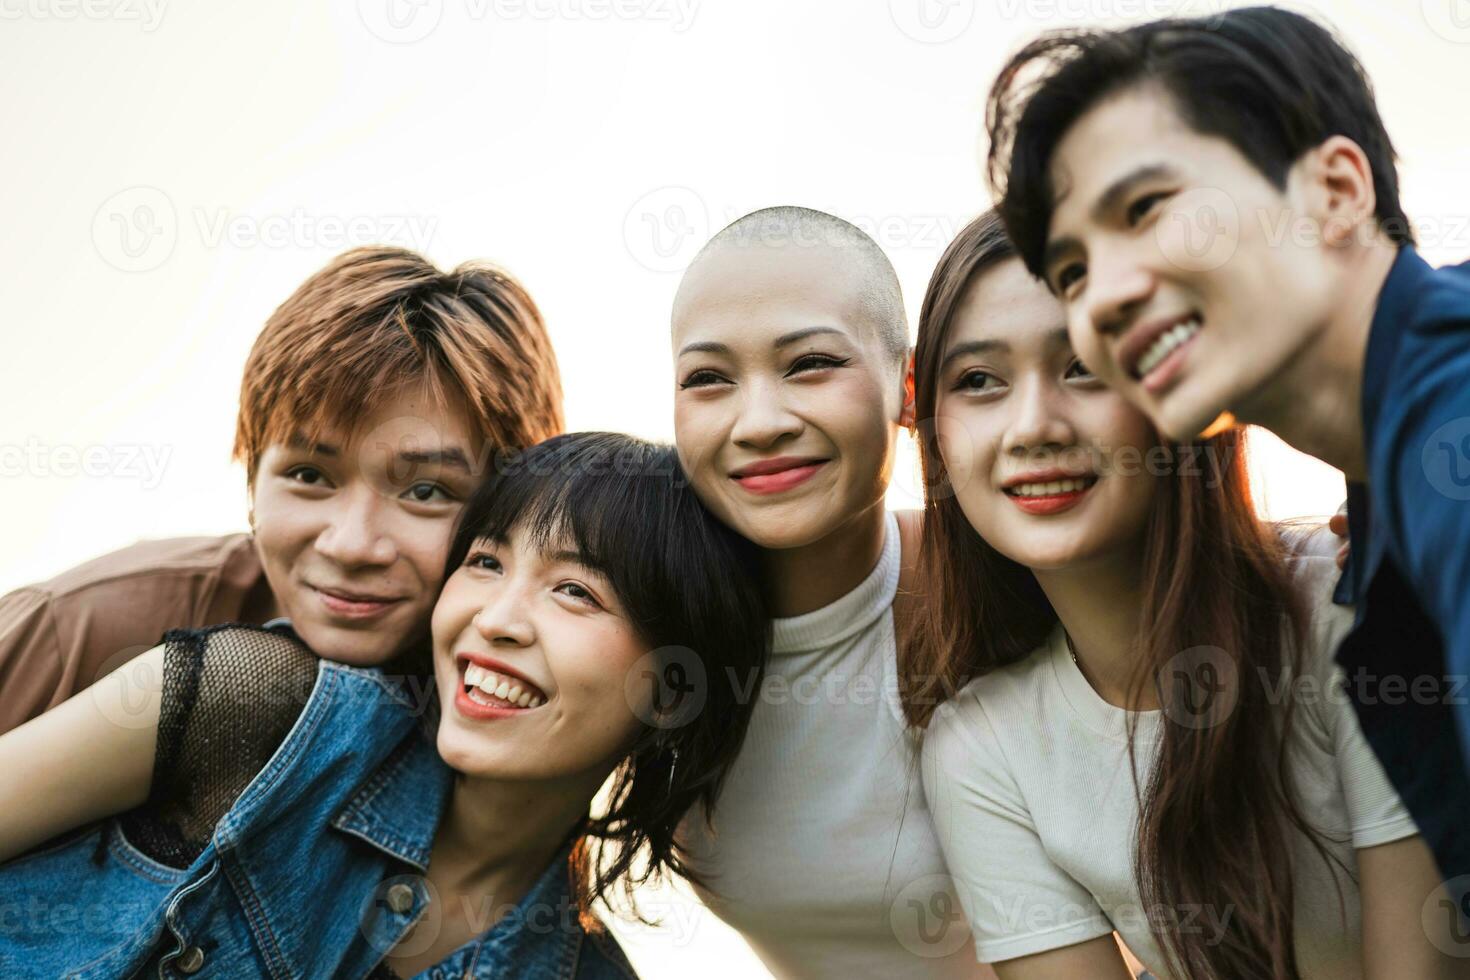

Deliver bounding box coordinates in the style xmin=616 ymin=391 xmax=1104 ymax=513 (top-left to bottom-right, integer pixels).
xmin=679 ymin=512 xmax=992 ymax=979
xmin=769 ymin=513 xmax=901 ymax=656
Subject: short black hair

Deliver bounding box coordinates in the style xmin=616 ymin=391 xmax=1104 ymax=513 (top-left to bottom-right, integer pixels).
xmin=446 ymin=431 xmax=770 ymax=921
xmin=985 ymin=5 xmax=1413 ymax=279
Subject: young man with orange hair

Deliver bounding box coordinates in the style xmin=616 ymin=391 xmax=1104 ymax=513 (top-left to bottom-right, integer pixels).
xmin=0 ymin=246 xmax=563 ymax=734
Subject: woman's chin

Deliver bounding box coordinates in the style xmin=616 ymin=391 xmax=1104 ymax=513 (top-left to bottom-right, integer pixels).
xmin=990 ymin=533 xmax=1102 ymax=573
xmin=729 ymin=510 xmax=833 ymax=552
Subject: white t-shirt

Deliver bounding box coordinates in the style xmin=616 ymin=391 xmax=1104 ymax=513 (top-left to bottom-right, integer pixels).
xmin=920 ymin=554 xmax=1419 ymax=978
xmin=678 ymin=512 xmax=992 ymax=978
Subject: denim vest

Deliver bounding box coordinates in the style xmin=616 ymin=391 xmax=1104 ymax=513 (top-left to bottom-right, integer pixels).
xmin=0 ymin=626 xmax=637 ymax=980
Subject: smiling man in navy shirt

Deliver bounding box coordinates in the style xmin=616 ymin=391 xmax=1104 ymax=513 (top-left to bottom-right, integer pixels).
xmin=981 ymin=5 xmax=1470 ymax=913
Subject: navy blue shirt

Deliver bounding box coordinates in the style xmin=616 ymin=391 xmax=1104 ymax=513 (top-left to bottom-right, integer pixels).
xmin=1334 ymin=245 xmax=1470 ymax=902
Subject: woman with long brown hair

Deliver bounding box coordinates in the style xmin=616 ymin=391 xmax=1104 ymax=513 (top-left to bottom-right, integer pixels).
xmin=900 ymin=210 xmax=1462 ymax=979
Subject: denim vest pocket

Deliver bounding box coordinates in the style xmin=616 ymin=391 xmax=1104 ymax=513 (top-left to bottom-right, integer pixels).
xmin=0 ymin=822 xmax=197 ymax=978
xmin=0 ymin=658 xmax=450 ymax=979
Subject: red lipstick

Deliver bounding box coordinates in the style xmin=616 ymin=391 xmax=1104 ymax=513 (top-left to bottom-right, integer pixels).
xmin=729 ymin=456 xmax=828 ymax=495
xmin=1000 ymin=470 xmax=1098 ymax=517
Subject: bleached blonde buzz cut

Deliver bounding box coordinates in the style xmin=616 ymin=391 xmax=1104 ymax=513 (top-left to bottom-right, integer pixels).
xmin=680 ymin=205 xmax=909 ymax=364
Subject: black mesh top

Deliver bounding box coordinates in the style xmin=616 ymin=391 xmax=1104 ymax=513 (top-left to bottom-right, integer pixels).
xmin=116 ymin=622 xmax=321 ymax=868
xmin=115 ymin=623 xmax=415 ymax=978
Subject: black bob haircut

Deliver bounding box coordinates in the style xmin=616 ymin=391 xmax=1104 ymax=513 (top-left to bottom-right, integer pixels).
xmin=986 ymin=5 xmax=1414 ymax=281
xmin=442 ymin=430 xmax=770 ymax=924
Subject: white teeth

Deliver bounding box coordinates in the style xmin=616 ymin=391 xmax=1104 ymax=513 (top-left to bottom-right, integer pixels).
xmin=1007 ymin=477 xmax=1093 ymax=497
xmin=458 ymin=667 xmax=546 ymax=714
xmin=462 ymin=663 xmax=546 ymax=708
xmin=1135 ymin=317 xmax=1202 ymax=378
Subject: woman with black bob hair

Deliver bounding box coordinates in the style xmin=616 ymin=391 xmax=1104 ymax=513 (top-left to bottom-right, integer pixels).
xmin=0 ymin=431 xmax=770 ymax=979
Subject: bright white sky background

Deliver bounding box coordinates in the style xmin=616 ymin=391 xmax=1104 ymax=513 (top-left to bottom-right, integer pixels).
xmin=2 ymin=0 xmax=1468 ymax=974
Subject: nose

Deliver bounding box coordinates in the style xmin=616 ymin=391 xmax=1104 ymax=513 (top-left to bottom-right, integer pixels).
xmin=1000 ymin=374 xmax=1077 ymax=462
xmin=1082 ymin=243 xmax=1156 ymax=342
xmin=729 ymin=377 xmax=803 ymax=450
xmin=314 ymin=485 xmax=398 ymax=568
xmin=470 ymin=583 xmax=536 ymax=648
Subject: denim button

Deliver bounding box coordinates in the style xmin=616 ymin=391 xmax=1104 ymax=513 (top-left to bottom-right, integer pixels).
xmin=386 ymin=883 xmax=414 ymax=914
xmin=176 ymin=946 xmax=205 ymax=974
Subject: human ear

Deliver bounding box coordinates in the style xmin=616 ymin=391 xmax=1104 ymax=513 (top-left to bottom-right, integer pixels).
xmin=1306 ymin=135 xmax=1379 ymax=248
xmin=899 ymin=350 xmax=917 ymax=431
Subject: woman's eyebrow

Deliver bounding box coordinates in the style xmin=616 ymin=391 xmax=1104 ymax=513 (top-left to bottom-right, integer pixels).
xmin=1042 ymin=326 xmax=1073 ymax=351
xmin=678 ymin=340 xmax=729 ymax=357
xmin=774 ymin=325 xmax=846 ymax=348
xmin=546 ymin=548 xmax=602 ymax=575
xmin=678 ymin=325 xmax=848 ymax=359
xmin=940 ymin=338 xmax=1008 ymax=372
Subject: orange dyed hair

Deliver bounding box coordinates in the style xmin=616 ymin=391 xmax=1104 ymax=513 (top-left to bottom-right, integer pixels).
xmin=232 ymin=246 xmax=564 ymax=484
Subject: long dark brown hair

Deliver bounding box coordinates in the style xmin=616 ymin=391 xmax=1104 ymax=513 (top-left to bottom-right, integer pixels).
xmin=899 ymin=210 xmax=1338 ymax=979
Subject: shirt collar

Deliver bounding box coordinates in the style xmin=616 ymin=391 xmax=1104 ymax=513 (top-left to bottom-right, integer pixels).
xmin=435 ymin=834 xmax=595 ymax=978
xmin=331 ymin=725 xmax=454 ymax=870
xmin=1333 ymin=245 xmax=1433 ymax=610
xmin=263 ymin=613 xmax=448 ymax=868
xmin=1361 ymin=245 xmax=1433 ymax=435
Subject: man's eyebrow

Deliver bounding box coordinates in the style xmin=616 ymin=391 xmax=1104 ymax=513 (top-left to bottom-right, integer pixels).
xmin=288 ymin=431 xmax=472 ymax=471
xmin=398 ymin=447 xmax=472 ymax=472
xmin=286 ymin=432 xmax=339 ymax=456
xmin=940 ymin=338 xmax=1009 ymax=371
xmin=1042 ymin=162 xmax=1178 ymax=275
xmin=1093 ymin=162 xmax=1176 ymax=220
